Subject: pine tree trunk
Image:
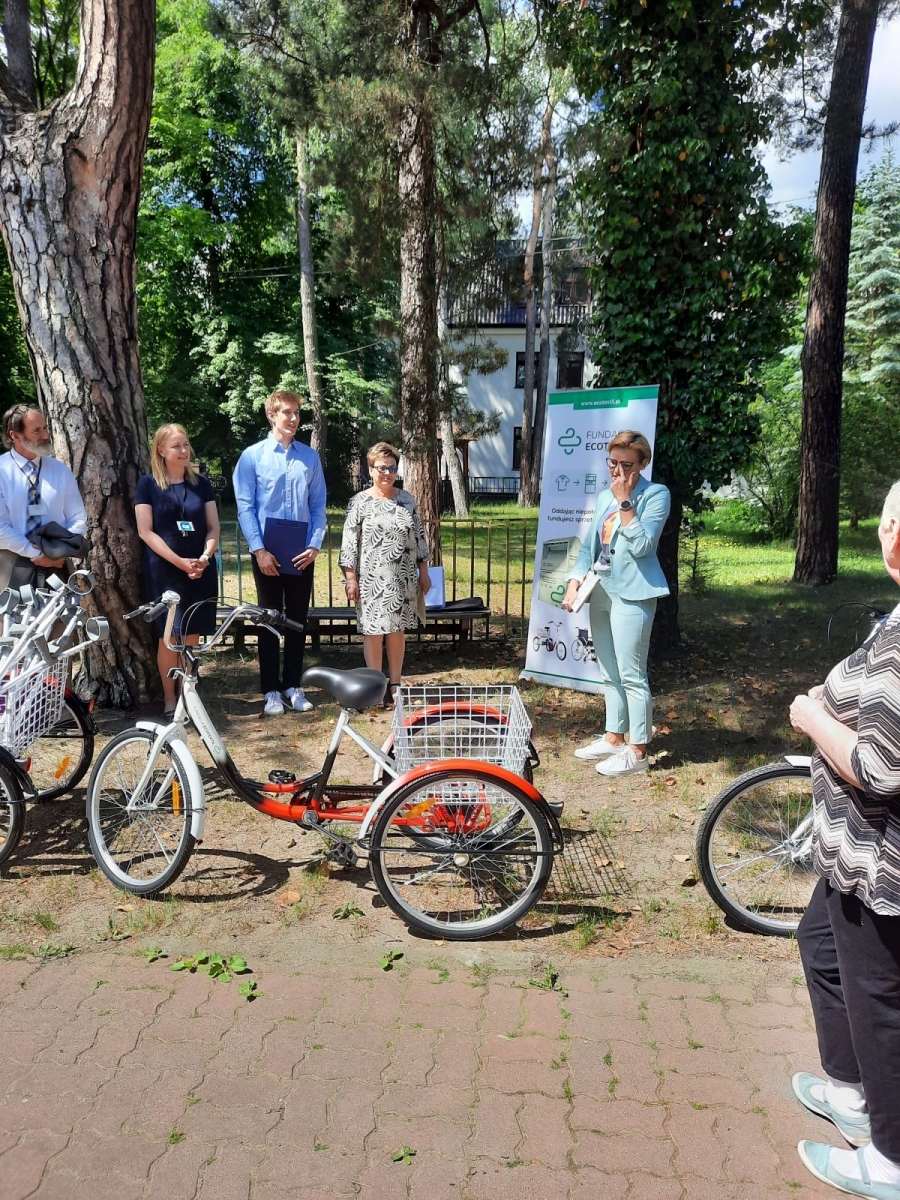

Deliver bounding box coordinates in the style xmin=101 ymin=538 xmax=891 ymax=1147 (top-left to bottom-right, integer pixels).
xmin=397 ymin=9 xmax=442 ymax=562
xmin=518 ymin=103 xmax=552 ymax=509
xmin=3 ymin=0 xmax=36 ymax=105
xmin=437 ymin=290 xmax=468 ymax=518
xmin=533 ymin=149 xmax=556 ymax=485
xmin=295 ymin=132 xmax=326 ymax=458
xmin=0 ymin=0 xmax=158 ymax=706
xmin=794 ymin=0 xmax=879 ymax=587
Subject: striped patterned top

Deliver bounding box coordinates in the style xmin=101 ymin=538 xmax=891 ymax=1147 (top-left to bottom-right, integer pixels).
xmin=813 ymin=602 xmax=900 ymax=915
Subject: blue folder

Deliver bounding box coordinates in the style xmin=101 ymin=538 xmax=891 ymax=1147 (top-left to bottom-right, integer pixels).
xmin=262 ymin=518 xmax=309 ymax=576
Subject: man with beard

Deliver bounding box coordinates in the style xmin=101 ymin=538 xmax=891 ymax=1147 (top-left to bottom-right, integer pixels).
xmin=0 ymin=405 xmax=88 ymax=589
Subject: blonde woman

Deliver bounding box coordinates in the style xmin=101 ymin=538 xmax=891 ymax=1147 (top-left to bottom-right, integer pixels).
xmin=562 ymin=430 xmax=670 ymax=777
xmin=339 ymin=442 xmax=430 ymax=705
xmin=135 ymin=424 xmax=219 ymax=713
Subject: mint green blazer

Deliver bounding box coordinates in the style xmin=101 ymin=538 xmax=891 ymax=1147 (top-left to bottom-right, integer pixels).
xmin=565 ymin=477 xmax=671 ymax=601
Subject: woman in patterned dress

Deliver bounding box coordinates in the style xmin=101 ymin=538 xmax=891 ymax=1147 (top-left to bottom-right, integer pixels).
xmin=786 ymin=481 xmax=900 ymax=1199
xmin=339 ymin=442 xmax=430 ymax=704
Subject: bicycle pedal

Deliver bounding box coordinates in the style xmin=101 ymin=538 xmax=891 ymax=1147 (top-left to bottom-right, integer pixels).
xmin=268 ymin=769 xmax=297 ymax=784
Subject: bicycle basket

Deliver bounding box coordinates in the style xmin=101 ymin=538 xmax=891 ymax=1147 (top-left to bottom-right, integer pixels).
xmin=0 ymin=658 xmax=67 ymax=755
xmin=391 ymin=685 xmax=532 ymax=776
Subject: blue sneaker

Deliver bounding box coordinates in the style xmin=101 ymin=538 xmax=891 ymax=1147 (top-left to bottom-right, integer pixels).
xmin=798 ymin=1142 xmax=900 ymax=1199
xmin=793 ymin=1072 xmax=871 ymax=1146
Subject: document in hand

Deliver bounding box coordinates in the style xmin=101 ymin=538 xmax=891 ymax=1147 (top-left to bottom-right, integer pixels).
xmin=569 ymin=570 xmax=600 ymax=613
xmin=262 ymin=518 xmax=309 ymax=576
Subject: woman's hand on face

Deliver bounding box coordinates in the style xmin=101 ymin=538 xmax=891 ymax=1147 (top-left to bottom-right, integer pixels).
xmin=561 ymin=579 xmax=580 ymax=613
xmin=610 ymin=467 xmax=640 ymax=505
xmin=789 ymin=692 xmax=823 ymax=735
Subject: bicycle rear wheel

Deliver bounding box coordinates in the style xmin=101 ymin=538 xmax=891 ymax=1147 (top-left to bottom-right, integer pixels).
xmin=27 ymin=695 xmax=95 ymax=802
xmin=696 ymin=762 xmax=815 ymax=936
xmin=86 ymin=729 xmax=196 ymax=895
xmin=369 ymin=766 xmax=554 ymax=939
xmin=0 ymin=764 xmax=25 ymax=869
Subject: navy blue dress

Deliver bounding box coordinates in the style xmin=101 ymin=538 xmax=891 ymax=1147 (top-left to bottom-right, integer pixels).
xmin=135 ymin=474 xmax=218 ymax=637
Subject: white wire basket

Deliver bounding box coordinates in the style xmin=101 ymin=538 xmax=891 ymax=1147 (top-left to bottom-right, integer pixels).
xmin=0 ymin=658 xmax=67 ymax=756
xmin=391 ymin=684 xmax=533 ymax=776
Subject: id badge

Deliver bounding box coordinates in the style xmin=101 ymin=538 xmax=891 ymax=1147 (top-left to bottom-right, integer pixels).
xmin=177 ymin=520 xmax=195 ymax=534
xmin=28 ymin=503 xmax=45 ymax=517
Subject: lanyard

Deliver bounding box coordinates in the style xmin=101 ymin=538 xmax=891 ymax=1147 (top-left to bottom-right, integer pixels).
xmin=17 ymin=456 xmax=42 ymax=498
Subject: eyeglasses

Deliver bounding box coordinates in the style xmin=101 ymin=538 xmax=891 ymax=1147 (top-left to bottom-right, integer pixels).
xmin=606 ymin=458 xmax=636 ymax=473
xmin=373 ymin=464 xmax=398 ymax=474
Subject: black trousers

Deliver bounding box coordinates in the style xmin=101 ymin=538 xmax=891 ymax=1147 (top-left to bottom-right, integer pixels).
xmin=797 ymin=877 xmax=900 ymax=1163
xmin=250 ymin=559 xmax=314 ymax=695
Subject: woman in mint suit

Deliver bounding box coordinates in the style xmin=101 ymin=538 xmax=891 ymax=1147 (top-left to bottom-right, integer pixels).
xmin=562 ymin=431 xmax=670 ymax=778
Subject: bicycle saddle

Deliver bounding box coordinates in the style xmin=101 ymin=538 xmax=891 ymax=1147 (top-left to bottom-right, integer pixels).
xmin=301 ymin=666 xmax=387 ymax=710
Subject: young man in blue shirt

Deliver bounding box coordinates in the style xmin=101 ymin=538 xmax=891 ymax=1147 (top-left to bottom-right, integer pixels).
xmin=233 ymin=392 xmax=327 ymax=715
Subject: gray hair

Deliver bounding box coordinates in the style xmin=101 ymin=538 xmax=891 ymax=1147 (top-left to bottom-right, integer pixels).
xmin=882 ymin=482 xmax=900 ymax=526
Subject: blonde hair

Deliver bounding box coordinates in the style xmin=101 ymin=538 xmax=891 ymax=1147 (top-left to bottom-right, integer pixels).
xmin=150 ymin=424 xmax=198 ymax=489
xmin=607 ymin=429 xmax=652 ymax=466
xmin=366 ymin=441 xmax=400 ymax=468
xmin=265 ymin=391 xmax=302 ymax=422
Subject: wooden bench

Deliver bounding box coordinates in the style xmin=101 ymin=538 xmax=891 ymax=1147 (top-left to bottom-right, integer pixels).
xmin=217 ymin=603 xmax=491 ymax=650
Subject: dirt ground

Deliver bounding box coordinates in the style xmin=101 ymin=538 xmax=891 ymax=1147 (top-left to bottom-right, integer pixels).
xmin=0 ymin=616 xmax=821 ymax=975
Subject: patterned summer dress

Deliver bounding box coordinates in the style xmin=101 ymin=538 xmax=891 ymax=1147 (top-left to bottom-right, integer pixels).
xmin=338 ymin=489 xmax=430 ymax=635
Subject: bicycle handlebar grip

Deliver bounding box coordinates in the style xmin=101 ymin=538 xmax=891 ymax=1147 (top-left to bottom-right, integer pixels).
xmin=142 ymin=600 xmax=169 ymax=623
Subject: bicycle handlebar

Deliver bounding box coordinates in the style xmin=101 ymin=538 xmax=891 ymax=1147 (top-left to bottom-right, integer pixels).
xmin=127 ymin=593 xmax=304 ymax=653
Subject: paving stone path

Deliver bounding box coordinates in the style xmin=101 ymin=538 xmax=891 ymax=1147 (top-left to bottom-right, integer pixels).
xmin=0 ymin=943 xmax=841 ymax=1199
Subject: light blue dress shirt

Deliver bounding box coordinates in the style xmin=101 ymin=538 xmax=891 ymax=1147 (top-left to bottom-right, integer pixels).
xmin=0 ymin=450 xmax=87 ymax=560
xmin=233 ymin=433 xmax=327 ymax=555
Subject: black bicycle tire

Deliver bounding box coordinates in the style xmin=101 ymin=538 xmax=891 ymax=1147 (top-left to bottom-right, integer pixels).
xmin=28 ymin=695 xmax=95 ymax=802
xmin=696 ymin=762 xmax=814 ymax=937
xmin=369 ymin=765 xmax=554 ymax=940
xmin=0 ymin=763 xmax=25 ymax=869
xmin=86 ymin=728 xmax=197 ymax=896
xmin=556 ymin=640 xmax=567 ymax=661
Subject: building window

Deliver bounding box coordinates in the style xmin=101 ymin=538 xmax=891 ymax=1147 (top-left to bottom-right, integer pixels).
xmin=512 ymin=426 xmax=522 ymax=470
xmin=515 ymin=352 xmax=541 ymax=388
xmin=556 ymin=351 xmax=585 ymax=390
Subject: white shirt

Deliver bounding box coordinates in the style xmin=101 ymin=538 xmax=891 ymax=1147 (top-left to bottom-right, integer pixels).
xmin=0 ymin=450 xmax=88 ymax=560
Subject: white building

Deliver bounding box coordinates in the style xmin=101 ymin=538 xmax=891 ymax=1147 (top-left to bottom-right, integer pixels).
xmin=447 ymin=244 xmax=592 ymax=496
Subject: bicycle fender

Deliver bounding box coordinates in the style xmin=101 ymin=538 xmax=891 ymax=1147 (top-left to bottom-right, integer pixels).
xmin=134 ymin=723 xmax=207 ymax=841
xmin=784 ymin=755 xmax=813 ymax=768
xmin=1 ymin=746 xmax=35 ymax=801
xmin=358 ymin=758 xmax=563 ymax=847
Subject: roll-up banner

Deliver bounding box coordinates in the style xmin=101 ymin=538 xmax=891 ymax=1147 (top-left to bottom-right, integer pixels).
xmin=521 ymin=384 xmax=660 ymax=693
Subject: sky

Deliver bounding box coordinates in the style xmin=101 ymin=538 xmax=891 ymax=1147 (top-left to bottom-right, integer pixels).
xmin=762 ymin=16 xmax=900 ymax=209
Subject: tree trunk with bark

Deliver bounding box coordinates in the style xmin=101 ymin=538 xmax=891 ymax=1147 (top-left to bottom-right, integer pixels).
xmin=437 ymin=289 xmax=468 ymax=518
xmin=3 ymin=0 xmax=36 ymax=105
xmin=794 ymin=0 xmax=879 ymax=587
xmin=518 ymin=101 xmax=553 ymax=509
xmin=397 ymin=8 xmax=442 ymax=562
xmin=533 ymin=143 xmax=556 ymax=486
xmin=0 ymin=0 xmax=158 ymax=705
xmin=295 ymin=131 xmax=326 ymax=458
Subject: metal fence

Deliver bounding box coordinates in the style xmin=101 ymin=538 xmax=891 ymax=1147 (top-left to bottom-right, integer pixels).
xmin=216 ymin=517 xmax=538 ymax=641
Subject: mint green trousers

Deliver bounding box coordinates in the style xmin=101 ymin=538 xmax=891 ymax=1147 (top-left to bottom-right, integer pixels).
xmin=588 ymin=585 xmax=657 ymax=745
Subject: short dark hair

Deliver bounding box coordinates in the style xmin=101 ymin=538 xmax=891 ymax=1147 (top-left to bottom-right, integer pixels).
xmin=2 ymin=404 xmax=42 ymax=451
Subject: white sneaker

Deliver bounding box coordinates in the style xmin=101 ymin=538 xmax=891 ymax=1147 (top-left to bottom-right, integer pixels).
xmin=283 ymin=687 xmax=313 ymax=713
xmin=574 ymin=736 xmax=623 ymax=760
xmin=595 ymin=745 xmax=649 ymax=777
xmin=264 ymin=691 xmax=285 ymax=716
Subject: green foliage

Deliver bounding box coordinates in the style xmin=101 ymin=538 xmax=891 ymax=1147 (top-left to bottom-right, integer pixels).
xmin=0 ymin=257 xmax=35 ymax=410
xmin=379 ymin=949 xmax=403 ymax=971
xmin=544 ymin=0 xmax=820 ymax=507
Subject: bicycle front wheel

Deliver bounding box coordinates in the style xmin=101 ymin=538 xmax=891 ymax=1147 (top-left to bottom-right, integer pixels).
xmin=696 ymin=762 xmax=815 ymax=936
xmin=370 ymin=766 xmax=554 ymax=939
xmin=86 ymin=729 xmax=197 ymax=895
xmin=28 ymin=695 xmax=95 ymax=801
xmin=0 ymin=763 xmax=26 ymax=869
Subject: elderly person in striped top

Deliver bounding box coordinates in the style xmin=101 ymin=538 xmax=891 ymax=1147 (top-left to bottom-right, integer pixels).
xmin=786 ymin=481 xmax=900 ymax=1200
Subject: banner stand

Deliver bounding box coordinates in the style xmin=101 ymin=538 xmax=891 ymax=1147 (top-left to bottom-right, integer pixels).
xmin=520 ymin=384 xmax=660 ymax=693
